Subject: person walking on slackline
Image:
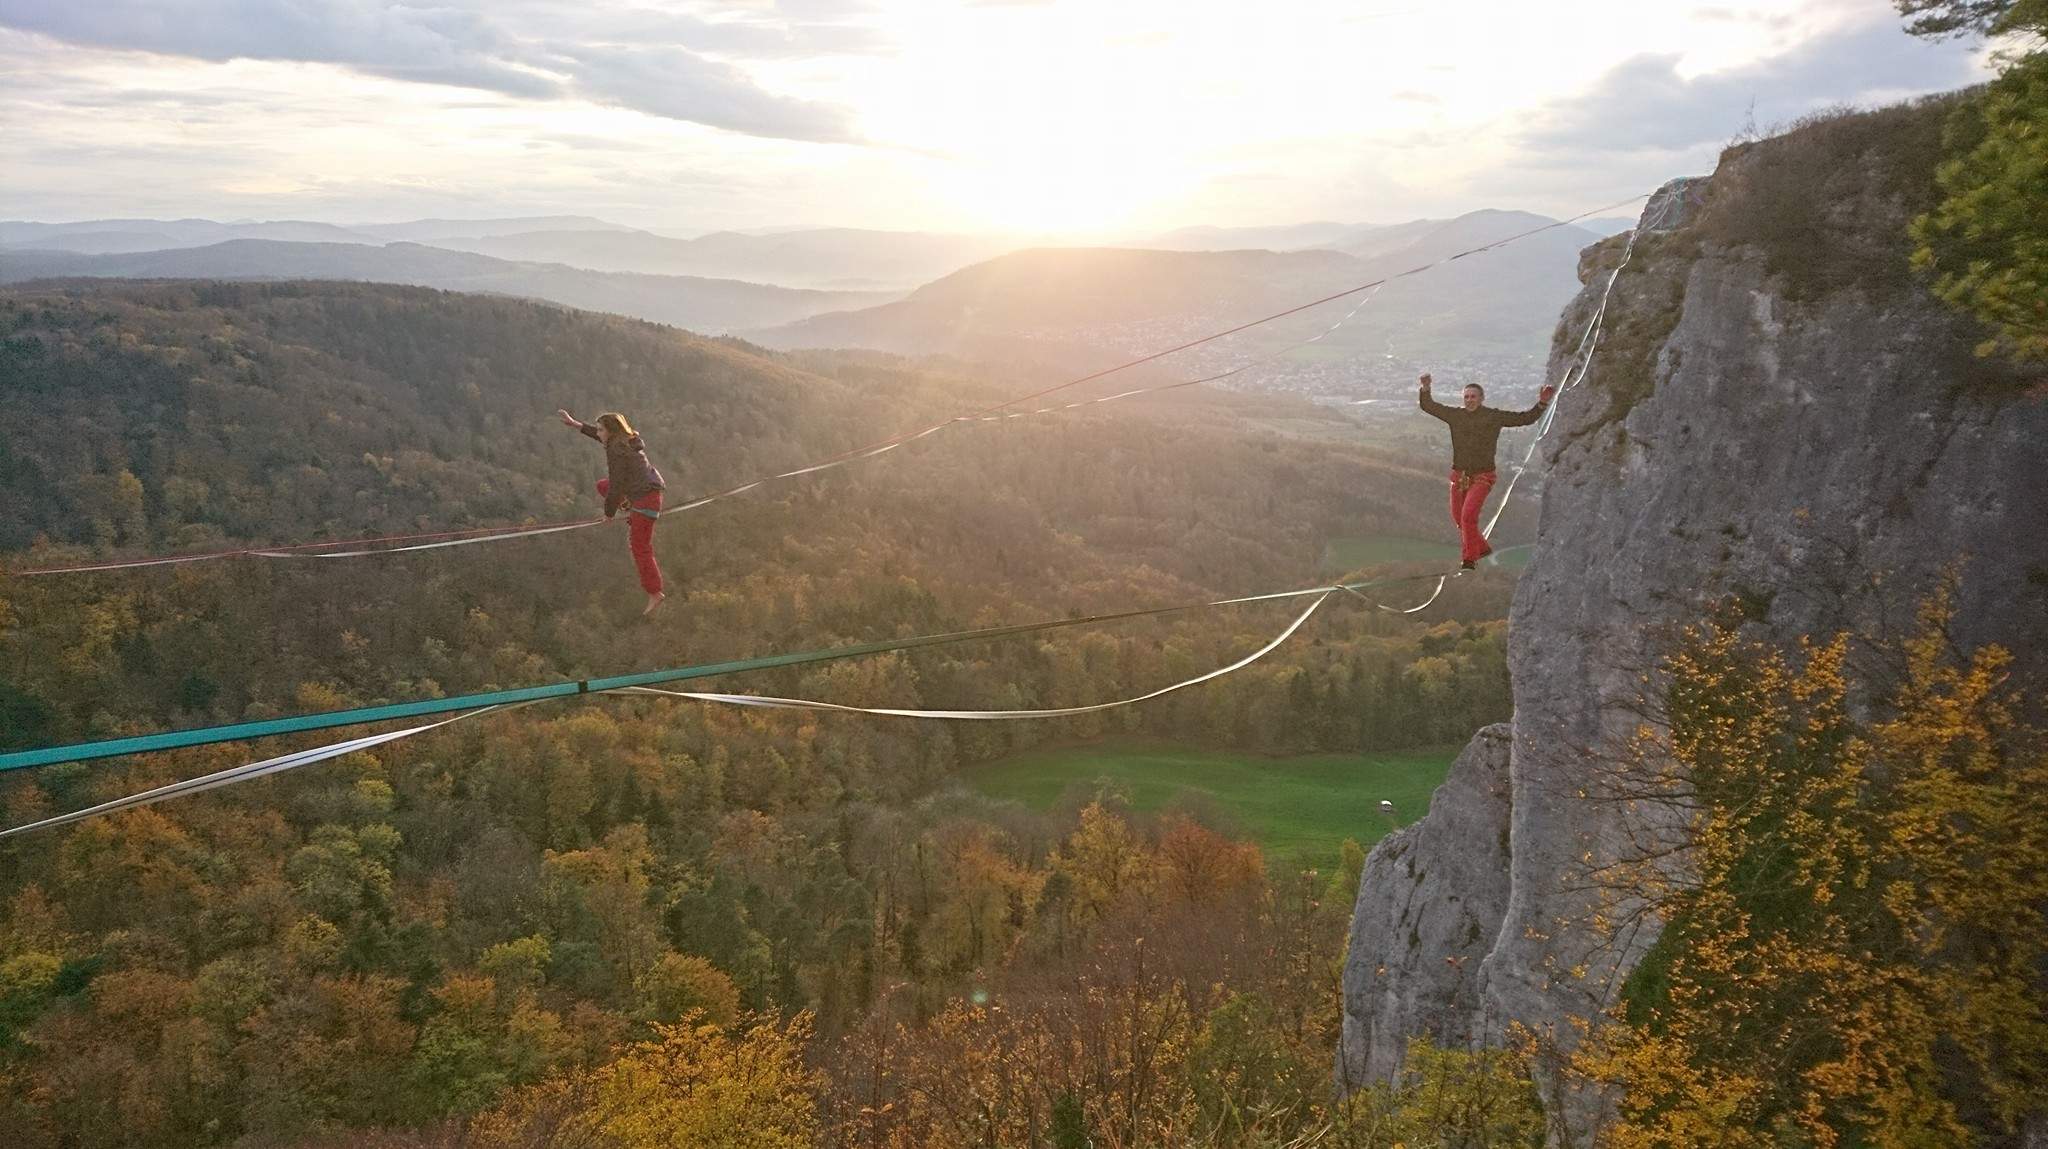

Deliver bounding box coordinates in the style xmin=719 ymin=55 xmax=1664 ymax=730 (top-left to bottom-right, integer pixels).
xmin=558 ymin=409 xmax=667 ymax=614
xmin=1417 ymin=373 xmax=1554 ymax=570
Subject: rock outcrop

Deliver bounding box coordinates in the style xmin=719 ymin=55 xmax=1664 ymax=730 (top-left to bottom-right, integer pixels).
xmin=1337 ymin=725 xmax=1513 ymax=1087
xmin=1338 ymin=102 xmax=2048 ymax=1144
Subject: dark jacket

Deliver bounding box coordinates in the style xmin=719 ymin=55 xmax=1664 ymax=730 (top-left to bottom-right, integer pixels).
xmin=1419 ymin=391 xmax=1548 ymax=473
xmin=580 ymin=423 xmax=666 ymax=515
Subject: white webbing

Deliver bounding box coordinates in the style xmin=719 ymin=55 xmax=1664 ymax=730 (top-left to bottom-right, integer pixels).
xmin=0 ymin=588 xmax=1352 ymax=838
xmin=256 ymin=522 xmax=599 ymax=559
xmin=1482 ymin=191 xmax=1682 ymax=541
xmin=0 ymin=705 xmax=514 ymax=840
xmin=617 ymin=590 xmax=1330 ymax=720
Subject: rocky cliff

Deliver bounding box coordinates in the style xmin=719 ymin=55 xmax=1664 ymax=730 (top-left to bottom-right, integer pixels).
xmin=1338 ymin=100 xmax=2047 ymax=1144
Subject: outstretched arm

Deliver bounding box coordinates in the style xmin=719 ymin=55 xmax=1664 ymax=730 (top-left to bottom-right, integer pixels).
xmin=1417 ymin=373 xmax=1454 ymax=422
xmin=559 ymin=409 xmax=602 ymax=441
xmin=1496 ymin=385 xmax=1557 ymax=427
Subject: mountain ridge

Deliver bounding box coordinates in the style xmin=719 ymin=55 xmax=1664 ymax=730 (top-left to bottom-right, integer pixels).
xmin=0 ymin=240 xmax=894 ymax=334
xmin=748 ymin=211 xmax=1603 ymax=381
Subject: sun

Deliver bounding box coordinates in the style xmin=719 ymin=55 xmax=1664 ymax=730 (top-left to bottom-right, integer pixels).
xmin=932 ymin=134 xmax=1201 ymax=237
xmin=849 ymin=1 xmax=1227 ymax=235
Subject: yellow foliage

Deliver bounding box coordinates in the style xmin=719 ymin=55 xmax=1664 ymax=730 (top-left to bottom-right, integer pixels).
xmin=1049 ymin=802 xmax=1158 ymax=923
xmin=634 ymin=952 xmax=741 ymax=1028
xmin=470 ymin=1012 xmax=818 ymax=1149
xmin=1574 ymin=588 xmax=2047 ymax=1145
xmin=926 ymin=822 xmax=1044 ymax=971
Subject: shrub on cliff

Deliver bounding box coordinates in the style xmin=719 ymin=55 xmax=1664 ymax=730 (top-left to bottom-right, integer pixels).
xmin=1574 ymin=586 xmax=2048 ymax=1146
xmin=1903 ymin=0 xmax=2048 ymax=362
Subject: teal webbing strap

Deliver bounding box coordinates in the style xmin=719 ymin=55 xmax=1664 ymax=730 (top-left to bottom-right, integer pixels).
xmin=0 ymin=566 xmax=1464 ymax=774
xmin=0 ymin=597 xmax=1304 ymax=773
xmin=0 ymin=682 xmax=586 ymax=772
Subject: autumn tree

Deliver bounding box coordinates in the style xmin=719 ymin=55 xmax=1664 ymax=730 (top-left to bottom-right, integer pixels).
xmin=633 ymin=952 xmax=741 ymax=1028
xmin=1362 ymin=1038 xmax=1545 ymax=1149
xmin=1573 ymin=593 xmax=2048 ymax=1145
xmin=470 ymin=1013 xmax=818 ymax=1149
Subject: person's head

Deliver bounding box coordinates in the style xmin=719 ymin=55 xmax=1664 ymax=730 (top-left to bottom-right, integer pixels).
xmin=1461 ymin=384 xmax=1484 ymax=411
xmin=596 ymin=412 xmax=635 ymax=443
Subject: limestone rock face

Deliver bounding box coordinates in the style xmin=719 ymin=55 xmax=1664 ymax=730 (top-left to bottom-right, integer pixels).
xmin=1338 ymin=112 xmax=2048 ymax=1146
xmin=1337 ymin=724 xmax=1513 ymax=1087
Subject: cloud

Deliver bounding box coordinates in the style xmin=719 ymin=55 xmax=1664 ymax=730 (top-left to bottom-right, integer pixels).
xmin=0 ymin=0 xmax=869 ymax=142
xmin=1691 ymin=5 xmax=1797 ymax=31
xmin=1522 ymin=16 xmax=1987 ymax=156
xmin=560 ymin=45 xmax=858 ymax=142
xmin=764 ymin=0 xmax=884 ymax=17
xmin=534 ymin=5 xmax=893 ymax=59
xmin=535 ymin=132 xmax=638 ymax=152
xmin=2 ymin=1 xmax=560 ymax=97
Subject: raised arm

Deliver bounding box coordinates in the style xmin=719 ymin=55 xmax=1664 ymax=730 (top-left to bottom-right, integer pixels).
xmin=1417 ymin=373 xmax=1454 ymax=422
xmin=559 ymin=408 xmax=602 ymax=441
xmin=1496 ymin=385 xmax=1557 ymax=427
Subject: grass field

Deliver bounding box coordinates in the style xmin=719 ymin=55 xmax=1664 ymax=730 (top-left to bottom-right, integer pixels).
xmin=1320 ymin=535 xmax=1535 ymax=574
xmin=965 ymin=742 xmax=1458 ymax=868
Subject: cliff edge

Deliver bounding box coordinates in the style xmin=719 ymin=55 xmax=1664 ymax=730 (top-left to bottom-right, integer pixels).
xmin=1338 ymin=99 xmax=2047 ymax=1144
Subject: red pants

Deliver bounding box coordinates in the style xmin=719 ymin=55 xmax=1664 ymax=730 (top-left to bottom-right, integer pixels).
xmin=1448 ymin=468 xmax=1497 ymax=565
xmin=596 ymin=480 xmax=665 ymax=595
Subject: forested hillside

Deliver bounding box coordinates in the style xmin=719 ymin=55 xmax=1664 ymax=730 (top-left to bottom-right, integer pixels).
xmin=0 ymin=282 xmax=1528 ymax=1146
xmin=0 ymin=245 xmax=892 ymax=334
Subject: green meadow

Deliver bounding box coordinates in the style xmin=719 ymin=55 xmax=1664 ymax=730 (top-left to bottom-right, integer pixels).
xmin=966 ymin=742 xmax=1458 ymax=868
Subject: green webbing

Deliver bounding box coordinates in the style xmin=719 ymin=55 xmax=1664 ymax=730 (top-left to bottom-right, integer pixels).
xmin=0 ymin=680 xmax=590 ymax=772
xmin=0 ymin=628 xmax=1021 ymax=772
xmin=0 ymin=558 xmax=1494 ymax=774
xmin=0 ymin=580 xmax=1408 ymax=773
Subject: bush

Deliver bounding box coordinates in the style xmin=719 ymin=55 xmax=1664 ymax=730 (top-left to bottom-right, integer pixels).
xmin=1701 ymin=97 xmax=1958 ymax=301
xmin=1912 ymin=52 xmax=2048 ymax=361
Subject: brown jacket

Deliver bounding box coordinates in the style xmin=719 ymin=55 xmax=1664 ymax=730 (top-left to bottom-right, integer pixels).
xmin=579 ymin=423 xmax=666 ymax=515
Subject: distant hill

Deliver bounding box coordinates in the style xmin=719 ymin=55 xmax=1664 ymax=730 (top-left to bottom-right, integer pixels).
xmin=1144 ymin=221 xmax=1371 ymax=252
xmin=750 ymin=211 xmax=1602 ymax=374
xmin=1345 ymin=209 xmax=1575 ymax=264
xmin=1138 ymin=211 xmax=1581 ymax=260
xmin=2 ymin=212 xmax=1609 ymax=307
xmin=0 ymin=240 xmax=895 ymax=334
xmin=1577 ymin=216 xmax=1638 ymax=238
xmin=0 ymin=215 xmax=636 ymax=254
xmin=0 ymin=218 xmax=381 ymax=253
xmin=423 ymin=226 xmax=1018 ymax=291
xmin=350 ymin=215 xmax=634 ymax=242
xmin=2 ymin=218 xmax=1012 ymax=292
xmin=746 ymin=246 xmax=1365 ymax=372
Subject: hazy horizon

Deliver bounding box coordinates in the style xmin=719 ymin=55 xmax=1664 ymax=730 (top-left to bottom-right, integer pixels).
xmin=0 ymin=0 xmax=1996 ymax=239
xmin=0 ymin=207 xmax=1620 ymax=247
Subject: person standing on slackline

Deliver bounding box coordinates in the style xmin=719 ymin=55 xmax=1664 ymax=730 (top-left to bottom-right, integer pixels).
xmin=1416 ymin=372 xmax=1554 ymax=570
xmin=559 ymin=409 xmax=667 ymax=614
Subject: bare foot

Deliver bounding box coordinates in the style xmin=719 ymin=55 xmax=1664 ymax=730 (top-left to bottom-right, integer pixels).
xmin=643 ymin=591 xmax=667 ymax=616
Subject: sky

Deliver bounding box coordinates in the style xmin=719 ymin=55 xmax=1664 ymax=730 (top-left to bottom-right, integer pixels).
xmin=0 ymin=0 xmax=1997 ymax=238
